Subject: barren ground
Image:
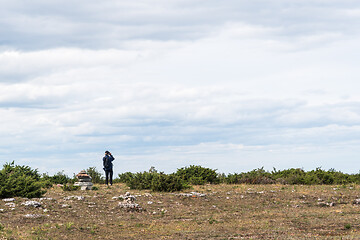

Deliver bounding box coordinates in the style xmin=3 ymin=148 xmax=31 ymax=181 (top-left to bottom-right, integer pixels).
xmin=1 ymin=183 xmax=360 ymax=239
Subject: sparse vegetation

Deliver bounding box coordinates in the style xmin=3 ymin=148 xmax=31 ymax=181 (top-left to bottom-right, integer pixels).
xmin=2 ymin=162 xmax=360 ymax=238
xmin=175 ymin=165 xmax=220 ymax=184
xmin=62 ymin=184 xmax=80 ymax=191
xmin=1 ymin=183 xmax=360 ymax=239
xmin=42 ymin=171 xmax=75 ymax=185
xmin=117 ymin=169 xmax=188 ymax=192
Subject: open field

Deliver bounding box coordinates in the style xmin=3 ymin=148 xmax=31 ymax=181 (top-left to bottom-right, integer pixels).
xmin=1 ymin=183 xmax=360 ymax=239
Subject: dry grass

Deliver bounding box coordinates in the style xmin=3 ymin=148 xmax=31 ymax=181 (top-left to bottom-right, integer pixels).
xmin=1 ymin=183 xmax=360 ymax=239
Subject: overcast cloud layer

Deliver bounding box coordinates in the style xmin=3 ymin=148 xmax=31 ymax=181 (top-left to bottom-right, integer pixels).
xmin=1 ymin=0 xmax=360 ymax=175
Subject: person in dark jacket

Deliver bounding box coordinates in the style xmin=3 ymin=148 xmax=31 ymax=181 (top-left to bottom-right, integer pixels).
xmin=103 ymin=150 xmax=115 ymax=185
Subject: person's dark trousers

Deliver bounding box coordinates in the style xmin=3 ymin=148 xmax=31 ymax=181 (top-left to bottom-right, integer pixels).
xmin=105 ymin=169 xmax=113 ymax=185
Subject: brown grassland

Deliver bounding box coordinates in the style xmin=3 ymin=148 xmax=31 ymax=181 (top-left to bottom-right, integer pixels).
xmin=1 ymin=183 xmax=360 ymax=239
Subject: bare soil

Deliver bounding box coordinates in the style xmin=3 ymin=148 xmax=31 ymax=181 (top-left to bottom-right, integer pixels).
xmin=1 ymin=184 xmax=360 ymax=239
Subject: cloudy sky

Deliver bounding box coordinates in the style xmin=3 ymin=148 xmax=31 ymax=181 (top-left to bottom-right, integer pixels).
xmin=1 ymin=0 xmax=360 ymax=175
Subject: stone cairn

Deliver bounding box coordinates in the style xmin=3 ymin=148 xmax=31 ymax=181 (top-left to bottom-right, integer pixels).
xmin=74 ymin=170 xmax=93 ymax=190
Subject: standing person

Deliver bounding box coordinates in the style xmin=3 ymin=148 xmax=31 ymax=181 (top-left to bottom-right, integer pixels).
xmin=103 ymin=150 xmax=115 ymax=186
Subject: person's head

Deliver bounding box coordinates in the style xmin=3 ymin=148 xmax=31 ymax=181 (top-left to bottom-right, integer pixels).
xmin=105 ymin=150 xmax=110 ymax=155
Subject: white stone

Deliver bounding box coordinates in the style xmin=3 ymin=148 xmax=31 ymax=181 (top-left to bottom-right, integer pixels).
xmin=5 ymin=203 xmax=15 ymax=208
xmin=2 ymin=198 xmax=15 ymax=202
xmin=23 ymin=214 xmax=43 ymax=218
xmin=64 ymin=196 xmax=85 ymax=201
xmin=21 ymin=201 xmax=41 ymax=208
xmin=74 ymin=182 xmax=93 ymax=190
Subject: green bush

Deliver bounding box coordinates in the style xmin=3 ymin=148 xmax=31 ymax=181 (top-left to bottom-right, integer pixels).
xmin=224 ymin=168 xmax=275 ymax=184
xmin=118 ymin=168 xmax=188 ymax=192
xmin=223 ymin=167 xmax=360 ymax=185
xmin=151 ymin=173 xmax=188 ymax=192
xmin=116 ymin=171 xmax=134 ymax=184
xmin=62 ymin=184 xmax=80 ymax=191
xmin=42 ymin=171 xmax=75 ymax=185
xmin=86 ymin=167 xmax=104 ymax=184
xmin=175 ymin=165 xmax=219 ymax=184
xmin=0 ymin=162 xmax=49 ymax=198
xmin=127 ymin=171 xmax=156 ymax=190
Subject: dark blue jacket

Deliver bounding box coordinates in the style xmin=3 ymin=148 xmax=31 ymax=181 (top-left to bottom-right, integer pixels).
xmin=103 ymin=154 xmax=115 ymax=171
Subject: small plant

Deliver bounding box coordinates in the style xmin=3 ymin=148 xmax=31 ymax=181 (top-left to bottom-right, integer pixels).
xmin=62 ymin=184 xmax=80 ymax=191
xmin=208 ymin=217 xmax=218 ymax=224
xmin=345 ymin=223 xmax=351 ymax=229
xmin=65 ymin=222 xmax=74 ymax=230
xmin=0 ymin=223 xmax=4 ymax=231
xmin=92 ymin=186 xmax=99 ymax=190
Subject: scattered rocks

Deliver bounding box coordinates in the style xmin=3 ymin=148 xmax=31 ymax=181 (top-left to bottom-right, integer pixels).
xmin=23 ymin=214 xmax=44 ymax=219
xmin=117 ymin=192 xmax=143 ymax=212
xmin=0 ymin=209 xmax=4 ymax=212
xmin=2 ymin=198 xmax=15 ymax=202
xmin=178 ymin=192 xmax=206 ymax=197
xmin=61 ymin=204 xmax=71 ymax=208
xmin=147 ymin=201 xmax=153 ymax=205
xmin=352 ymin=199 xmax=360 ymax=205
xmin=113 ymin=192 xmax=137 ymax=201
xmin=317 ymin=202 xmax=335 ymax=207
xmin=5 ymin=203 xmax=16 ymax=208
xmin=118 ymin=202 xmax=143 ymax=212
xmin=39 ymin=197 xmax=53 ymax=201
xmin=64 ymin=196 xmax=85 ymax=201
xmin=88 ymin=202 xmax=96 ymax=208
xmin=21 ymin=201 xmax=41 ymax=208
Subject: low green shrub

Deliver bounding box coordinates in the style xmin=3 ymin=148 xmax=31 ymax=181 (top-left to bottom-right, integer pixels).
xmin=224 ymin=167 xmax=360 ymax=185
xmin=62 ymin=184 xmax=80 ymax=191
xmin=224 ymin=168 xmax=275 ymax=184
xmin=86 ymin=167 xmax=104 ymax=184
xmin=42 ymin=171 xmax=75 ymax=185
xmin=151 ymin=173 xmax=188 ymax=192
xmin=118 ymin=168 xmax=188 ymax=192
xmin=0 ymin=162 xmax=49 ymax=198
xmin=175 ymin=165 xmax=219 ymax=184
xmin=117 ymin=172 xmax=135 ymax=184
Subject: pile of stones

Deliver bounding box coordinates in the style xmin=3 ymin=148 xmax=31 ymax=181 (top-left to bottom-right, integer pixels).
xmin=117 ymin=192 xmax=143 ymax=212
xmin=74 ymin=170 xmax=93 ymax=190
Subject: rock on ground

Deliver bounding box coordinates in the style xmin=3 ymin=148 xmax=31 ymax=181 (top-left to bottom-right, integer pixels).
xmin=21 ymin=201 xmax=42 ymax=208
xmin=2 ymin=198 xmax=15 ymax=202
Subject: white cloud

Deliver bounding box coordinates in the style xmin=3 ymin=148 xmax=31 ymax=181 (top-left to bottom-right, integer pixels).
xmin=1 ymin=0 xmax=360 ymax=174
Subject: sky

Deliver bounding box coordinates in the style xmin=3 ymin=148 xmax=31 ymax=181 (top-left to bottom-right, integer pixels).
xmin=1 ymin=0 xmax=360 ymax=175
